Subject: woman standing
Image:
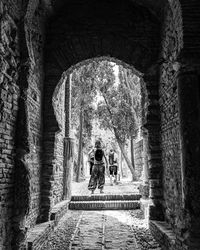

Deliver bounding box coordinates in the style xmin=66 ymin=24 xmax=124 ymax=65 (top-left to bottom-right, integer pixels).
xmin=88 ymin=140 xmax=108 ymax=194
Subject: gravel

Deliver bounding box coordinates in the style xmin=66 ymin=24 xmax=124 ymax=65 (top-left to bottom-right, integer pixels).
xmin=44 ymin=209 xmax=161 ymax=250
xmin=43 ymin=210 xmax=82 ymax=250
xmin=129 ymin=210 xmax=162 ymax=250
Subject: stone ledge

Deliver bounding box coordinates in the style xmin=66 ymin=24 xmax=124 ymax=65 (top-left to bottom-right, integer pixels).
xmin=27 ymin=200 xmax=70 ymax=250
xmin=27 ymin=221 xmax=54 ymax=250
xmin=149 ymin=220 xmax=176 ymax=250
xmin=69 ymin=200 xmax=140 ymax=210
xmin=50 ymin=200 xmax=70 ymax=225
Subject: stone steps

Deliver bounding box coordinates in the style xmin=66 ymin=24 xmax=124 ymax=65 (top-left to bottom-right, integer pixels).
xmin=69 ymin=194 xmax=141 ymax=210
xmin=71 ymin=194 xmax=141 ymax=201
xmin=69 ymin=200 xmax=140 ymax=210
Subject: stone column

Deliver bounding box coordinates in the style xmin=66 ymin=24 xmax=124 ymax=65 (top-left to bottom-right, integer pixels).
xmin=139 ymin=129 xmax=150 ymax=219
xmin=177 ymin=65 xmax=200 ymax=249
xmin=143 ymin=73 xmax=164 ymax=221
xmin=63 ymin=137 xmax=74 ymax=200
xmin=148 ymin=127 xmax=163 ymax=221
xmin=139 ymin=129 xmax=149 ymax=198
xmin=63 ymin=75 xmax=74 ymax=200
xmin=65 ymin=75 xmax=71 ymax=138
xmin=142 ymin=130 xmax=149 ymax=185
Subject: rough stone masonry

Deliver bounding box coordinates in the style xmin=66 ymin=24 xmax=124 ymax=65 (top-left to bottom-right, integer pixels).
xmin=0 ymin=0 xmax=200 ymax=249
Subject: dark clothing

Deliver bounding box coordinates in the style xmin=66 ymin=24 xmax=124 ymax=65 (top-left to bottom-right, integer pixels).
xmin=88 ymin=150 xmax=94 ymax=175
xmin=109 ymin=152 xmax=118 ymax=176
xmin=109 ymin=153 xmax=117 ymax=165
xmin=94 ymin=148 xmax=103 ymax=161
xmin=88 ymin=163 xmax=105 ymax=191
xmin=89 ymin=161 xmax=94 ymax=175
xmin=109 ymin=165 xmax=118 ymax=176
xmin=88 ymin=147 xmax=106 ymax=191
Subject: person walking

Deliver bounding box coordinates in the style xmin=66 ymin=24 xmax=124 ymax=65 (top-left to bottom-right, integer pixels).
xmin=88 ymin=146 xmax=94 ymax=175
xmin=108 ymin=149 xmax=118 ymax=185
xmin=88 ymin=140 xmax=108 ymax=194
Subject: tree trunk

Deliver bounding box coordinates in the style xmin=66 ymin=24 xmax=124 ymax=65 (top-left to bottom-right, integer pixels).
xmin=120 ymin=150 xmax=124 ymax=177
xmin=117 ymin=140 xmax=137 ymax=181
xmin=76 ymin=109 xmax=83 ymax=182
xmin=81 ymin=151 xmax=85 ymax=179
xmin=113 ymin=127 xmax=136 ymax=181
xmin=130 ymin=137 xmax=135 ymax=171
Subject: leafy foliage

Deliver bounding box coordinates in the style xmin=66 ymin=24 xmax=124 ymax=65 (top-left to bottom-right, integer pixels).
xmin=96 ymin=66 xmax=141 ymax=144
xmin=70 ymin=60 xmax=141 ymax=181
xmin=71 ymin=63 xmax=97 ymax=142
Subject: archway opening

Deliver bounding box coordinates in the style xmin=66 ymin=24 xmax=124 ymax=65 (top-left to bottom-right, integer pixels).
xmin=41 ymin=0 xmax=163 ymax=223
xmin=52 ymin=57 xmax=149 ymax=205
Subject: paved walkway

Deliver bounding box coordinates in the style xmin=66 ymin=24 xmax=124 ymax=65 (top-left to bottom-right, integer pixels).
xmin=44 ymin=178 xmax=161 ymax=250
xmin=70 ymin=210 xmax=138 ymax=250
xmin=72 ymin=177 xmax=141 ymax=196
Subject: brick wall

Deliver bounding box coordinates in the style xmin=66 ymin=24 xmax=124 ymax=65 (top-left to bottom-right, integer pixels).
xmin=24 ymin=3 xmax=45 ymax=228
xmin=0 ymin=2 xmax=21 ymax=249
xmin=158 ymin=2 xmax=187 ymax=249
xmin=0 ymin=0 xmax=46 ymax=248
xmin=160 ymin=5 xmax=182 ymax=226
xmin=41 ymin=68 xmax=64 ymax=221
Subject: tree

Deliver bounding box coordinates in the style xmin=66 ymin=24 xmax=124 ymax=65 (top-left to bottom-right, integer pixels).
xmin=71 ymin=60 xmax=142 ymax=182
xmin=118 ymin=66 xmax=142 ymax=179
xmin=96 ymin=63 xmax=141 ymax=181
xmin=71 ymin=63 xmax=97 ymax=182
xmin=96 ymin=87 xmax=137 ymax=180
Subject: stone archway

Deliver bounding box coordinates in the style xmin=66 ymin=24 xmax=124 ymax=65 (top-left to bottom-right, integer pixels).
xmin=42 ymin=41 xmax=163 ymax=223
xmin=41 ymin=0 xmax=164 ymax=222
xmin=4 ymin=0 xmax=200 ymax=249
xmin=41 ymin=3 xmax=198 ymax=250
xmin=52 ymin=56 xmax=145 ymax=201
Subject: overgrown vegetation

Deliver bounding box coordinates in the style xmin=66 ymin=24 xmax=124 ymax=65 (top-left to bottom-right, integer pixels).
xmin=71 ymin=60 xmax=141 ymax=181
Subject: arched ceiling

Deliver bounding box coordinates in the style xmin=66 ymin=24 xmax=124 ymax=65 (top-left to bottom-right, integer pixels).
xmin=44 ymin=0 xmax=161 ymax=74
xmin=43 ymin=0 xmax=168 ymax=21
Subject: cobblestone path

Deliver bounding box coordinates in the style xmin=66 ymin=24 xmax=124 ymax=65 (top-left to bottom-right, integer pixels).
xmin=70 ymin=210 xmax=138 ymax=250
xmin=44 ymin=179 xmax=161 ymax=250
xmin=45 ymin=209 xmax=161 ymax=250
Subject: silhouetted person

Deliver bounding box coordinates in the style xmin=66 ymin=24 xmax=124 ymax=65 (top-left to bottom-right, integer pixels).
xmin=88 ymin=140 xmax=108 ymax=194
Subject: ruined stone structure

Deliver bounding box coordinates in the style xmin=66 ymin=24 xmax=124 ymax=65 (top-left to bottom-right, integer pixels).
xmin=0 ymin=0 xmax=200 ymax=249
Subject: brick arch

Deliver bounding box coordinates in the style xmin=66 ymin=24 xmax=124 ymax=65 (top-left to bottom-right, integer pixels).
xmin=54 ymin=57 xmax=147 ymax=202
xmin=42 ymin=55 xmax=151 ymax=221
xmin=41 ymin=0 xmax=161 ymax=221
xmin=41 ymin=0 xmax=185 ymax=222
xmin=42 ymin=54 xmax=147 ymax=215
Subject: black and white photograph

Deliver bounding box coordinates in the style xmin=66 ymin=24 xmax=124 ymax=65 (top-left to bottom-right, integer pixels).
xmin=0 ymin=0 xmax=200 ymax=249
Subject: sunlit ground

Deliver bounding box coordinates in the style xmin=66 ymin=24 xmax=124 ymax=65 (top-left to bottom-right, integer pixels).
xmin=72 ymin=176 xmax=141 ymax=196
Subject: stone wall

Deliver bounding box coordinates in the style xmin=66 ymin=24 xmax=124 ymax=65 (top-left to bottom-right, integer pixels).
xmin=159 ymin=2 xmax=186 ymax=249
xmin=0 ymin=0 xmax=46 ymax=248
xmin=52 ymin=78 xmax=66 ymax=205
xmin=160 ymin=5 xmax=182 ymax=226
xmin=25 ymin=1 xmax=45 ymax=228
xmin=0 ymin=2 xmax=21 ymax=249
xmin=41 ymin=68 xmax=64 ymax=221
